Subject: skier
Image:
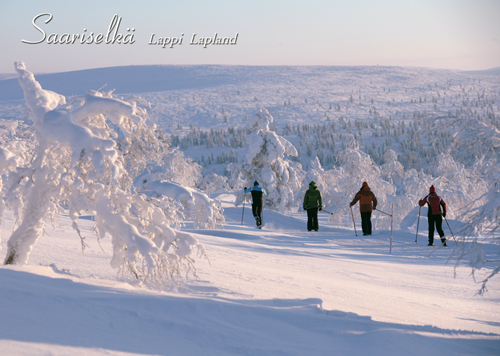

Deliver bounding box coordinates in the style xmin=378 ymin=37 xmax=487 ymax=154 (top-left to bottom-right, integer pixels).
xmin=418 ymin=185 xmax=447 ymax=246
xmin=349 ymin=181 xmax=377 ymax=236
xmin=244 ymin=181 xmax=267 ymax=229
xmin=303 ymin=181 xmax=323 ymax=231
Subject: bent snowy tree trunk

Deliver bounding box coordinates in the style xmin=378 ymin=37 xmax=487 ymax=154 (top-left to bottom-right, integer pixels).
xmin=4 ymin=145 xmax=62 ymax=265
xmin=4 ymin=172 xmax=53 ymax=264
xmin=3 ymin=64 xmax=65 ymax=264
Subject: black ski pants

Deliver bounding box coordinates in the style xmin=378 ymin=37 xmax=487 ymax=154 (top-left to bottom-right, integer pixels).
xmin=252 ymin=204 xmax=262 ymax=227
xmin=428 ymin=214 xmax=445 ymax=244
xmin=361 ymin=211 xmax=372 ymax=235
xmin=307 ymin=207 xmax=319 ymax=231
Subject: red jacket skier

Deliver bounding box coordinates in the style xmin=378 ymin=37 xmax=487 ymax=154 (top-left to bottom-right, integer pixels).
xmin=419 ymin=185 xmax=447 ymax=246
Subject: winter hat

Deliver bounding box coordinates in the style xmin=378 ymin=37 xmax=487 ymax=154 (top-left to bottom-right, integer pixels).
xmin=309 ymin=181 xmax=317 ymax=187
xmin=429 ymin=185 xmax=436 ymax=193
xmin=254 ymin=181 xmax=259 ymax=186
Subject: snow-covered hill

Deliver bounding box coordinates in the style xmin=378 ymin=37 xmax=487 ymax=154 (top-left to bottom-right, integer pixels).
xmin=3 ymin=64 xmax=498 ymax=173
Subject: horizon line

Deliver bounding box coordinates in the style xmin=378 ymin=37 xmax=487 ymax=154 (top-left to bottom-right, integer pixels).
xmin=3 ymin=63 xmax=499 ymax=76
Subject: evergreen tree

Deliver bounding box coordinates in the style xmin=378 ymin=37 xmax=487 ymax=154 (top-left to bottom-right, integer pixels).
xmin=228 ymin=109 xmax=304 ymax=212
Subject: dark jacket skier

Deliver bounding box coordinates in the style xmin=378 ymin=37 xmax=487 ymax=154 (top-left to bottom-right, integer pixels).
xmin=303 ymin=181 xmax=322 ymax=231
xmin=244 ymin=181 xmax=267 ymax=228
xmin=418 ymin=185 xmax=447 ymax=246
xmin=350 ymin=182 xmax=377 ymax=236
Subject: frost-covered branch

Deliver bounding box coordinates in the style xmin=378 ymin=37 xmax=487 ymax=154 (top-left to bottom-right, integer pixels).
xmin=454 ymin=179 xmax=500 ymax=294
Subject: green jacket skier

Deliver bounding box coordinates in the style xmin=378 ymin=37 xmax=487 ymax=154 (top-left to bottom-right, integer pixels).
xmin=303 ymin=181 xmax=322 ymax=231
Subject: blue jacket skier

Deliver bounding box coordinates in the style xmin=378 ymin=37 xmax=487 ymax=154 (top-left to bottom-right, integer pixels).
xmin=244 ymin=181 xmax=267 ymax=228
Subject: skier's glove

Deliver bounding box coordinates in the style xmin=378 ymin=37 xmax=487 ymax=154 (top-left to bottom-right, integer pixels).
xmin=244 ymin=187 xmax=247 ymax=190
xmin=319 ymin=207 xmax=322 ymax=211
xmin=442 ymin=213 xmax=446 ymax=218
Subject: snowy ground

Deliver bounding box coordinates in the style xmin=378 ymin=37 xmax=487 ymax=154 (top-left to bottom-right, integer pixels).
xmin=1 ymin=193 xmax=499 ymax=356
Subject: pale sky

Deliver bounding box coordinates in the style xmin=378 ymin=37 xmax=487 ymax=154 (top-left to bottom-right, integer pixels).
xmin=0 ymin=0 xmax=499 ymax=74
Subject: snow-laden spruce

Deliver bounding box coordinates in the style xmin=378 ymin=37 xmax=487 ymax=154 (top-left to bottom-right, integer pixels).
xmin=1 ymin=62 xmax=204 ymax=285
xmin=228 ymin=108 xmax=304 ymax=212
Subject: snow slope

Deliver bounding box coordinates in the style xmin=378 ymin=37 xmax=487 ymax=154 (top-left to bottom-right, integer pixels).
xmin=0 ymin=194 xmax=499 ymax=356
xmin=0 ymin=65 xmax=238 ymax=101
xmin=0 ymin=64 xmax=499 ymax=355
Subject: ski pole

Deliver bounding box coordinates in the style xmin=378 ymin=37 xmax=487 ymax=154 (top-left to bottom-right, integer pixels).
xmin=261 ymin=197 xmax=264 ymax=226
xmin=321 ymin=209 xmax=333 ymax=215
xmin=241 ymin=192 xmax=246 ymax=225
xmin=390 ymin=203 xmax=394 ymax=254
xmin=415 ymin=206 xmax=421 ymax=243
xmin=444 ymin=216 xmax=457 ymax=244
xmin=374 ymin=208 xmax=392 ymax=217
xmin=349 ymin=205 xmax=358 ymax=236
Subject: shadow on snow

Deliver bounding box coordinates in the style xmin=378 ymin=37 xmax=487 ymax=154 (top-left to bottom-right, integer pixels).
xmin=0 ymin=269 xmax=498 ymax=356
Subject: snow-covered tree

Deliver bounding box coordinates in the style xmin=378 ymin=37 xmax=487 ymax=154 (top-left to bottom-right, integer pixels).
xmin=199 ymin=172 xmax=231 ymax=197
xmin=381 ymin=149 xmax=404 ymax=194
xmin=328 ymin=135 xmax=395 ymax=227
xmin=1 ymin=62 xmax=204 ymax=286
xmin=228 ymin=108 xmax=304 ymax=212
xmin=433 ymin=153 xmax=486 ymax=218
xmin=160 ymin=148 xmax=202 ymax=188
xmin=299 ymin=156 xmax=338 ymax=210
xmin=401 ymin=153 xmax=486 ymax=220
xmin=135 ymin=172 xmax=224 ymax=229
xmin=0 ymin=119 xmax=32 ymax=235
xmin=401 ymin=168 xmax=433 ymax=202
xmin=455 ymin=178 xmax=500 ymax=295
